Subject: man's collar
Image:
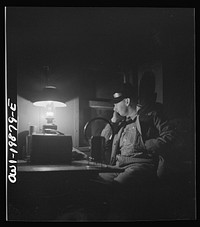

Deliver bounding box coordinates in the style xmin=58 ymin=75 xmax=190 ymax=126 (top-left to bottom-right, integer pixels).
xmin=126 ymin=110 xmax=137 ymax=121
xmin=126 ymin=113 xmax=137 ymax=124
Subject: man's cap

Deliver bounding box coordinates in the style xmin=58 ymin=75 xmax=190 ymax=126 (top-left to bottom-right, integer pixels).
xmin=112 ymin=82 xmax=136 ymax=104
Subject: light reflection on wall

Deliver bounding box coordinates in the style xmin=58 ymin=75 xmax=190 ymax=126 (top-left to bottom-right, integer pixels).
xmin=17 ymin=95 xmax=79 ymax=147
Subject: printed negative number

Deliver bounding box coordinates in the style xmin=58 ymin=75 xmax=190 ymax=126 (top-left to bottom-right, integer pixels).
xmin=8 ymin=99 xmax=17 ymax=112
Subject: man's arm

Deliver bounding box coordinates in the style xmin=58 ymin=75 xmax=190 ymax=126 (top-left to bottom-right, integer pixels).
xmin=101 ymin=111 xmax=124 ymax=142
xmin=144 ymin=111 xmax=175 ymax=156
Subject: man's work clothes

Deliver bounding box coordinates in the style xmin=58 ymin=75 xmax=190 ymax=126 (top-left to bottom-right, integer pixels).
xmin=101 ymin=103 xmax=174 ymax=169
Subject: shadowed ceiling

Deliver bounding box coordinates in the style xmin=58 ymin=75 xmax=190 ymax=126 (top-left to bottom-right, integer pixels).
xmin=6 ymin=7 xmax=194 ymax=102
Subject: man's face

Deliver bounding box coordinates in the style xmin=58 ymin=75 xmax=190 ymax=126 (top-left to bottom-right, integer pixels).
xmin=114 ymin=99 xmax=128 ymax=117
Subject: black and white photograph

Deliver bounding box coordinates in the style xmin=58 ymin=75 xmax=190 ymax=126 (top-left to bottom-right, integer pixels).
xmin=5 ymin=6 xmax=196 ymax=222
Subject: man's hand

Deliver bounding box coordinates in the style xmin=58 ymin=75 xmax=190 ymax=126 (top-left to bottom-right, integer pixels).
xmin=111 ymin=111 xmax=124 ymax=123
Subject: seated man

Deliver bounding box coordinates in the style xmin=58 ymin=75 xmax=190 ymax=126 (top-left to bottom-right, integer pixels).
xmin=98 ymin=82 xmax=175 ymax=220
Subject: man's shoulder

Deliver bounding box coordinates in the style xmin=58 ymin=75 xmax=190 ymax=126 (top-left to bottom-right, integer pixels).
xmin=137 ymin=102 xmax=166 ymax=123
xmin=138 ymin=102 xmax=163 ymax=115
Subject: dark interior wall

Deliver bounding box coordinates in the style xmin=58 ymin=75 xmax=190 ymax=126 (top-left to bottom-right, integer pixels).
xmin=163 ymin=53 xmax=194 ymax=120
xmin=7 ymin=8 xmax=195 ymax=107
xmin=162 ymin=9 xmax=195 ymax=120
xmin=134 ymin=8 xmax=195 ymax=121
xmin=161 ymin=9 xmax=195 ymax=168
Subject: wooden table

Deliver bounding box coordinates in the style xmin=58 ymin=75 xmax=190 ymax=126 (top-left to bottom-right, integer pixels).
xmin=16 ymin=159 xmax=123 ymax=173
xmin=8 ymin=160 xmax=124 ymax=221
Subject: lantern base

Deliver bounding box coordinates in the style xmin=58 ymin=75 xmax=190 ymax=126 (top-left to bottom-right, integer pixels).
xmin=43 ymin=124 xmax=57 ymax=134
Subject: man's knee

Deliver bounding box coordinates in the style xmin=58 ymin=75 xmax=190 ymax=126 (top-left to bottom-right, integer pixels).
xmin=99 ymin=172 xmax=118 ymax=182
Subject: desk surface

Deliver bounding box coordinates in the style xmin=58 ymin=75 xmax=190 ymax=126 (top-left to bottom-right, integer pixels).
xmin=11 ymin=160 xmax=123 ymax=221
xmin=17 ymin=159 xmax=124 ymax=173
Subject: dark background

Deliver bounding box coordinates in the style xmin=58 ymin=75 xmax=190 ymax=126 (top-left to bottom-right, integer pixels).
xmin=6 ymin=7 xmax=195 ymax=119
